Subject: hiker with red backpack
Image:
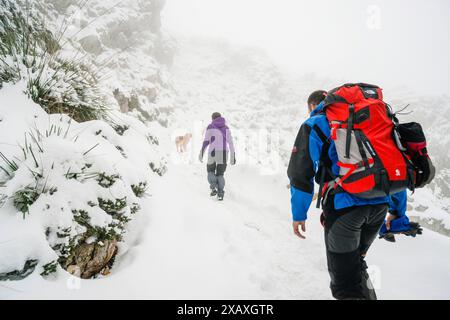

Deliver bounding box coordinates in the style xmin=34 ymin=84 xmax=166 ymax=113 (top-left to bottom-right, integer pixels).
xmin=288 ymin=84 xmax=434 ymax=300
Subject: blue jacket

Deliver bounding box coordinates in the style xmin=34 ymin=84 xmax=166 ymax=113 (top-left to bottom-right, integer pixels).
xmin=287 ymin=102 xmax=407 ymax=221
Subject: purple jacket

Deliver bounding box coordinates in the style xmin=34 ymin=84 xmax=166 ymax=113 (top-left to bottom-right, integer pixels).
xmin=201 ymin=117 xmax=235 ymax=156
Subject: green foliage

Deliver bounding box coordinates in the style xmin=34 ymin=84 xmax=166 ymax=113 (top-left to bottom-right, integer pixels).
xmin=0 ymin=151 xmax=19 ymax=177
xmin=73 ymin=209 xmax=121 ymax=242
xmin=131 ymin=181 xmax=148 ymax=197
xmin=115 ymin=145 xmax=127 ymax=158
xmin=130 ymin=202 xmax=141 ymax=214
xmin=13 ymin=186 xmax=39 ymax=218
xmin=146 ymin=134 xmax=159 ymax=146
xmin=98 ymin=197 xmax=127 ymax=215
xmin=0 ymin=259 xmax=38 ymax=281
xmin=0 ymin=194 xmax=7 ymax=207
xmin=56 ymin=227 xmax=71 ymax=239
xmin=96 ymin=173 xmax=120 ymax=188
xmin=149 ymin=162 xmax=167 ymax=176
xmin=40 ymin=260 xmax=58 ymax=276
xmin=112 ymin=124 xmax=130 ymax=136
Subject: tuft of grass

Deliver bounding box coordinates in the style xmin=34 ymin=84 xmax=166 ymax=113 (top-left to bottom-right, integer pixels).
xmin=146 ymin=134 xmax=159 ymax=146
xmin=115 ymin=145 xmax=127 ymax=158
xmin=96 ymin=173 xmax=120 ymax=188
xmin=0 ymin=0 xmax=108 ymax=122
xmin=13 ymin=186 xmax=40 ymax=218
xmin=0 ymin=151 xmax=19 ymax=177
xmin=98 ymin=197 xmax=127 ymax=215
xmin=131 ymin=181 xmax=148 ymax=198
xmin=130 ymin=202 xmax=140 ymax=214
xmin=149 ymin=162 xmax=167 ymax=177
xmin=0 ymin=259 xmax=38 ymax=281
xmin=112 ymin=124 xmax=129 ymax=136
xmin=40 ymin=260 xmax=58 ymax=277
xmin=0 ymin=194 xmax=7 ymax=207
xmin=73 ymin=209 xmax=121 ymax=242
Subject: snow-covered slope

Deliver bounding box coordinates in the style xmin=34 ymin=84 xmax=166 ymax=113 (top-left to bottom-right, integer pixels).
xmin=0 ymin=81 xmax=165 ymax=280
xmin=3 ymin=158 xmax=450 ymax=299
xmin=1 ymin=0 xmax=173 ymax=282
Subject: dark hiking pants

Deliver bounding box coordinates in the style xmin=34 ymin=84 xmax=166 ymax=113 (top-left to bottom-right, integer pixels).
xmin=323 ymin=201 xmax=388 ymax=300
xmin=207 ymin=150 xmax=227 ymax=195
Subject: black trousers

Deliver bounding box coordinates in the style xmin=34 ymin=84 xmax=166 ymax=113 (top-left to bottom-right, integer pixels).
xmin=206 ymin=150 xmax=227 ymax=194
xmin=322 ymin=199 xmax=388 ymax=300
xmin=206 ymin=162 xmax=227 ymax=176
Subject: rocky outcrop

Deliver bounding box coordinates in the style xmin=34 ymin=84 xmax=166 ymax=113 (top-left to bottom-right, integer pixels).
xmin=410 ymin=216 xmax=450 ymax=237
xmin=65 ymin=240 xmax=117 ymax=279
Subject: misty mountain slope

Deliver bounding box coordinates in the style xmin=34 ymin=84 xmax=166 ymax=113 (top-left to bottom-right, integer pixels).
xmin=169 ymin=37 xmax=450 ymax=234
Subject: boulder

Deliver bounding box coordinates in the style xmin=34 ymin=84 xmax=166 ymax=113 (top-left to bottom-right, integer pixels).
xmin=65 ymin=240 xmax=117 ymax=279
xmin=79 ymin=34 xmax=103 ymax=55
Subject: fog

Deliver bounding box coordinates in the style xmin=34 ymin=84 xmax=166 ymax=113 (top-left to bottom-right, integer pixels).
xmin=163 ymin=0 xmax=450 ymax=95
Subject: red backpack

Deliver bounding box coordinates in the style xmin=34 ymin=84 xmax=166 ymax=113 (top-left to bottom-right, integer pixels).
xmin=320 ymin=83 xmax=416 ymax=200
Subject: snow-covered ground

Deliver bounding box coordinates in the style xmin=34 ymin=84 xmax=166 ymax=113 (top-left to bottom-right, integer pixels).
xmin=2 ymin=156 xmax=450 ymax=299
xmin=2 ymin=0 xmax=450 ymax=300
xmin=3 ymin=35 xmax=450 ymax=302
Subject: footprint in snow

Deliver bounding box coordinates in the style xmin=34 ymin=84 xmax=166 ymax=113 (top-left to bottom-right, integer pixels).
xmin=244 ymin=222 xmax=260 ymax=232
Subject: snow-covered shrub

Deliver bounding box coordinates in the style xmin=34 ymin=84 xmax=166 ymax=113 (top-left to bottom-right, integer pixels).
xmin=0 ymin=82 xmax=165 ymax=279
xmin=0 ymin=0 xmax=107 ymax=122
xmin=131 ymin=182 xmax=148 ymax=198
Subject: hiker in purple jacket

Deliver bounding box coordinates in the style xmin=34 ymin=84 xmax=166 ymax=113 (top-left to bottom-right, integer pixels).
xmin=199 ymin=112 xmax=236 ymax=201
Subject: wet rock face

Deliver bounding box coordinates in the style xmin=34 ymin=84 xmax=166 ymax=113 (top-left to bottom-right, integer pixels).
xmin=65 ymin=240 xmax=117 ymax=279
xmin=79 ymin=34 xmax=103 ymax=55
xmin=113 ymin=89 xmax=130 ymax=113
xmin=415 ymin=205 xmax=429 ymax=212
xmin=410 ymin=216 xmax=450 ymax=238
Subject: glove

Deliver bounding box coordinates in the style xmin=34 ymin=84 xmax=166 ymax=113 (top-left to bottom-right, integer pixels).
xmin=379 ymin=215 xmax=423 ymax=242
xmin=198 ymin=152 xmax=203 ymax=163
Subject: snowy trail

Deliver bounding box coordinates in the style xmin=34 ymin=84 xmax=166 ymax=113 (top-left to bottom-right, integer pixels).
xmin=121 ymin=160 xmax=332 ymax=299
xmin=2 ymin=157 xmax=450 ymax=299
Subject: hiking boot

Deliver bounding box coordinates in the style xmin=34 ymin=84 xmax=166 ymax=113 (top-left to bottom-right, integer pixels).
xmin=210 ymin=188 xmax=218 ymax=197
xmin=217 ymin=193 xmax=224 ymax=201
xmin=360 ymin=257 xmax=377 ymax=300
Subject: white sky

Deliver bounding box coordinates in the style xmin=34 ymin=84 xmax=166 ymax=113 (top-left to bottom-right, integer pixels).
xmin=163 ymin=0 xmax=450 ymax=95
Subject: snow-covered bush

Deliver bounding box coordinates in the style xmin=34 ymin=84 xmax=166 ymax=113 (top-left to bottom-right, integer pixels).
xmin=0 ymin=82 xmax=165 ymax=279
xmin=0 ymin=0 xmax=106 ymax=122
xmin=0 ymin=0 xmax=172 ymax=282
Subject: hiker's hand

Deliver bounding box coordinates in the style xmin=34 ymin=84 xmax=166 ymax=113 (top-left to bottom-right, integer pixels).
xmin=198 ymin=153 xmax=203 ymax=163
xmin=379 ymin=215 xmax=423 ymax=242
xmin=402 ymin=221 xmax=423 ymax=237
xmin=385 ymin=213 xmax=397 ymax=230
xmin=293 ymin=221 xmax=306 ymax=239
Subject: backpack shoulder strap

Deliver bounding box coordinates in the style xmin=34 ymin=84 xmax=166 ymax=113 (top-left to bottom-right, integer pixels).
xmin=312 ymin=124 xmax=330 ymax=147
xmin=311 ymin=124 xmax=334 ymax=209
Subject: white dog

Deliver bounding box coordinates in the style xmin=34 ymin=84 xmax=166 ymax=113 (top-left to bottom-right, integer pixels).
xmin=175 ymin=133 xmax=192 ymax=153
